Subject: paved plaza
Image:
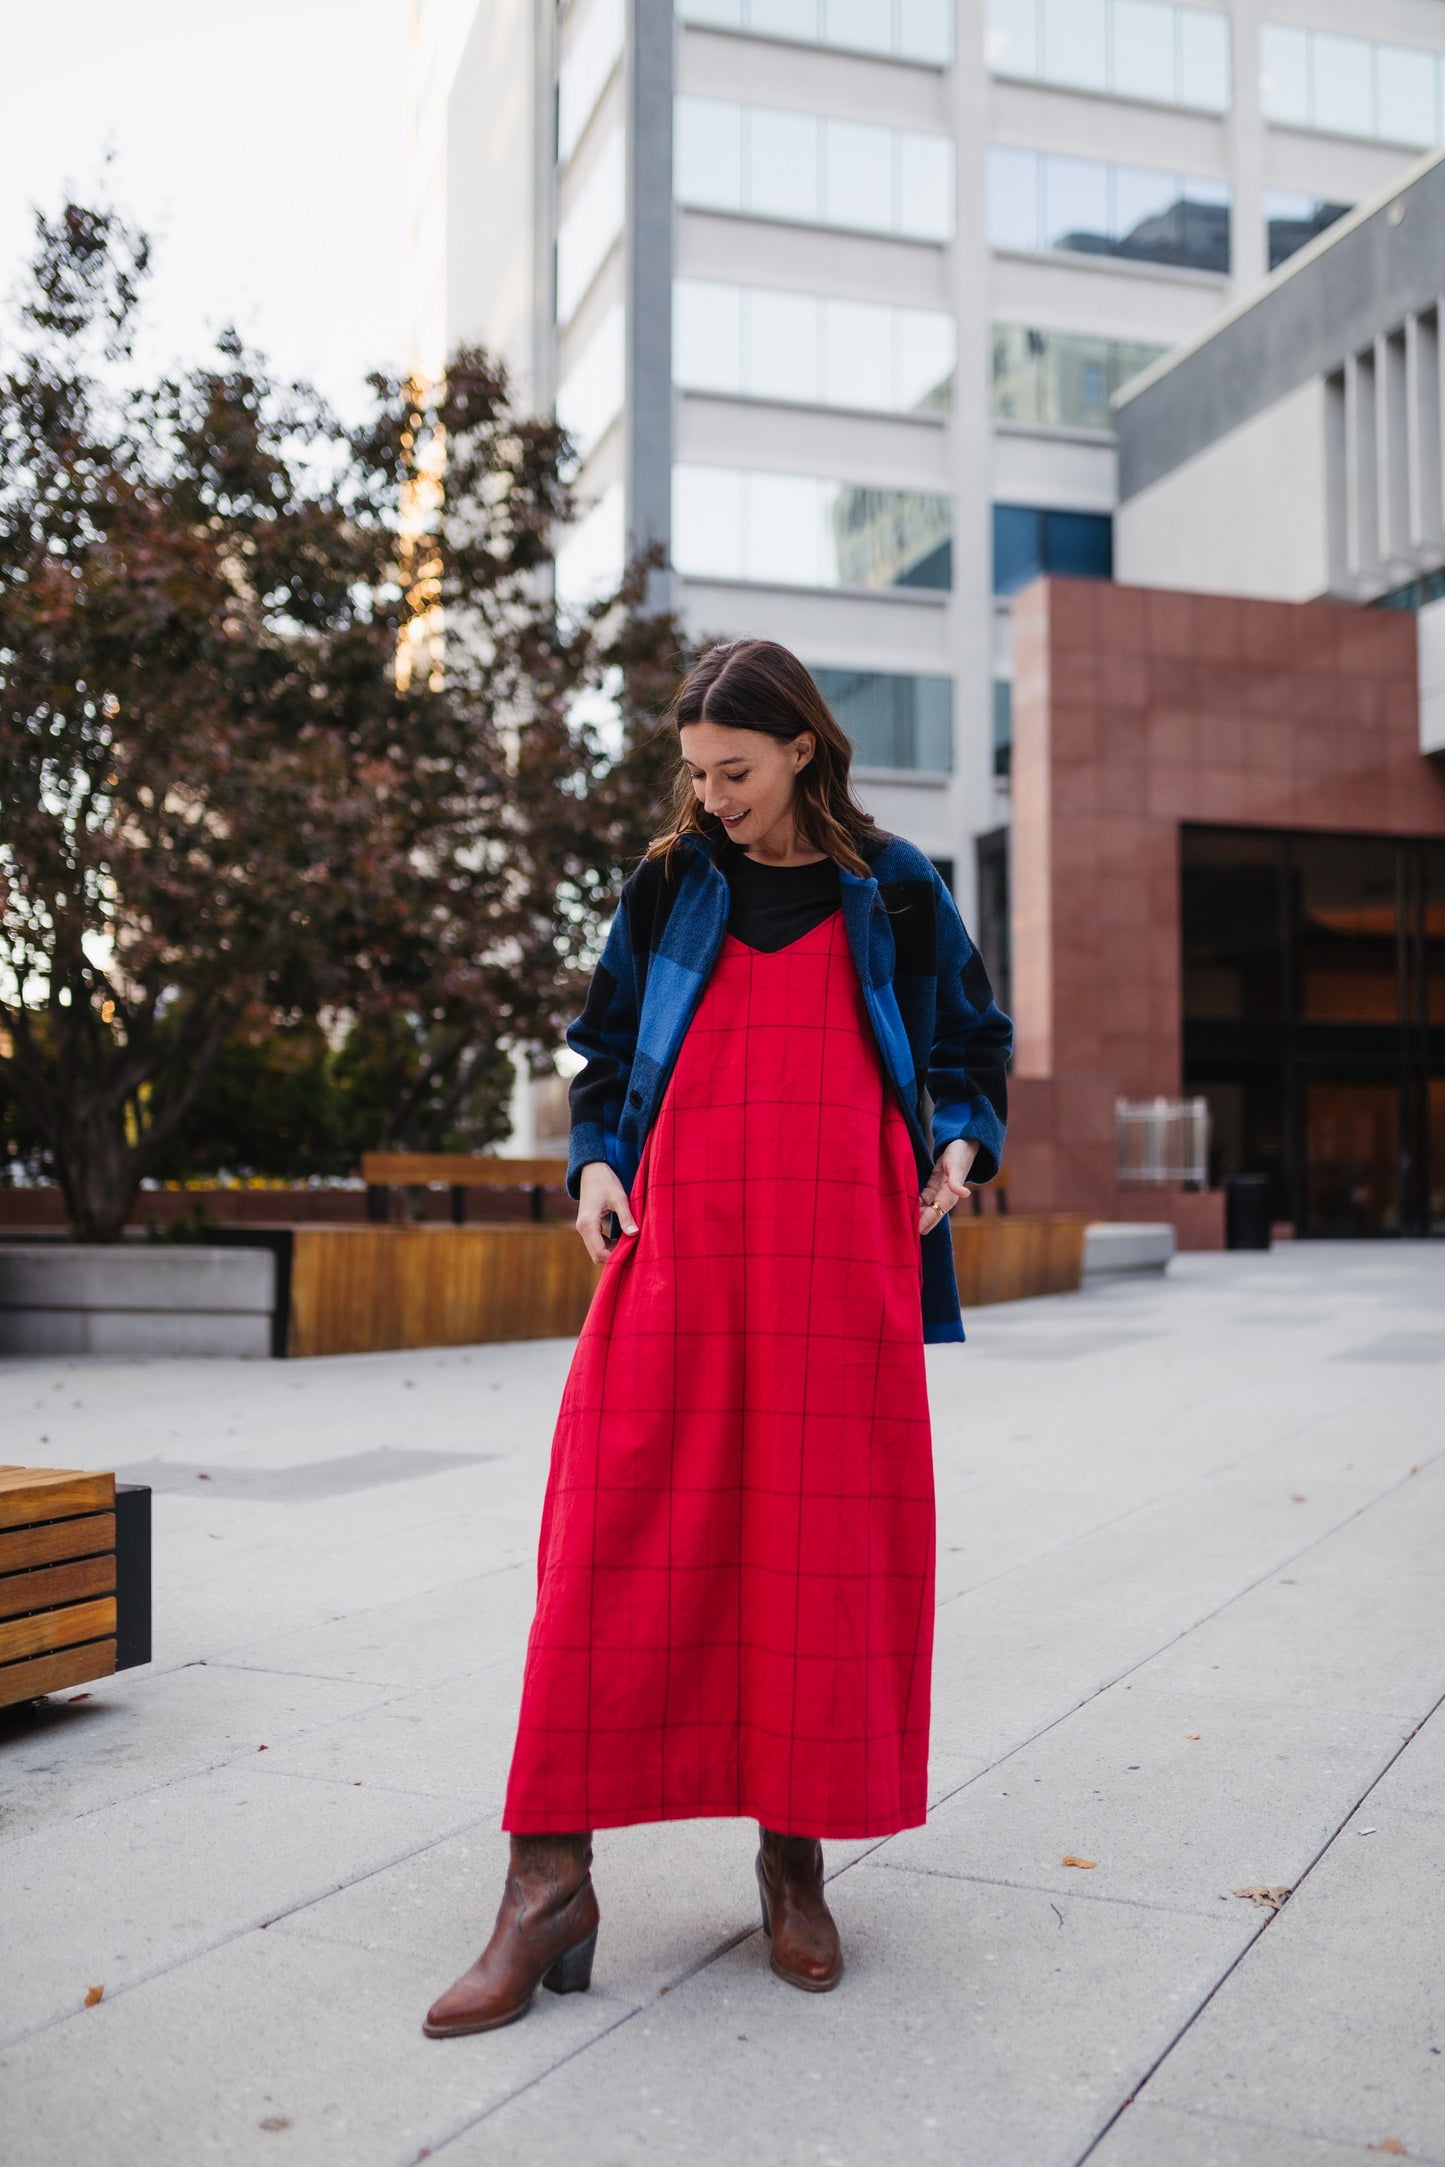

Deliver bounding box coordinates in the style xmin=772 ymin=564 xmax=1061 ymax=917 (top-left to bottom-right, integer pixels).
xmin=2 ymin=1244 xmax=1444 ymax=2164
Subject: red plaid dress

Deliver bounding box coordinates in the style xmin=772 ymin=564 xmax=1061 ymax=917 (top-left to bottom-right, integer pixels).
xmin=503 ymin=906 xmax=935 ymax=1837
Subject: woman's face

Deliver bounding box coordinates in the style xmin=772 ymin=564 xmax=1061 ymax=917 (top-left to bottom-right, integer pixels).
xmin=678 ymin=720 xmax=816 ymax=859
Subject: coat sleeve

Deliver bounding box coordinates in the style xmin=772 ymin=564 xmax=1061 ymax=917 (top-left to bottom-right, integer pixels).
xmin=564 ymin=898 xmax=641 ymax=1199
xmin=926 ymin=880 xmax=1012 ymax=1185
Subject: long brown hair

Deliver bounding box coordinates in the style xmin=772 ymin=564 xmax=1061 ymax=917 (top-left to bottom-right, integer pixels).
xmin=646 ymin=639 xmax=880 ymax=876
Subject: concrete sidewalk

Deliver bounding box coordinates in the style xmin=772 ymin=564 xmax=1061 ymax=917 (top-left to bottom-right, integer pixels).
xmin=2 ymin=1244 xmax=1443 ymax=2166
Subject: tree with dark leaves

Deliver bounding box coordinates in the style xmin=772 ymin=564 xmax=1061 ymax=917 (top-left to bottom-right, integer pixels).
xmin=0 ymin=199 xmax=686 ymax=1239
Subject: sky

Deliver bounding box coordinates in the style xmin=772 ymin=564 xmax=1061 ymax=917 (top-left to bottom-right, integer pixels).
xmin=0 ymin=0 xmax=411 ymax=419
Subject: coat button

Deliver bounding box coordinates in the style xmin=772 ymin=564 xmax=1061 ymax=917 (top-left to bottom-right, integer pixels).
xmin=628 ymin=1090 xmax=643 ymax=1108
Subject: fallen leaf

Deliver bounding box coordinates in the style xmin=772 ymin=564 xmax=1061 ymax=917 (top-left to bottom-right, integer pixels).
xmin=1370 ymin=2142 xmax=1407 ymax=2157
xmin=84 ymin=1985 xmax=104 ymax=2007
xmin=196 ymin=1471 xmax=211 ymax=1481
xmin=257 ymin=1744 xmax=268 ymax=1752
xmin=1062 ymin=1855 xmax=1097 ymax=1869
xmin=1185 ymin=1733 xmax=1200 ymax=1740
xmin=1291 ymin=1493 xmax=1306 ymax=1503
xmin=259 ymin=2116 xmax=291 ymax=2133
xmin=1234 ymin=1885 xmax=1291 ymax=1910
xmin=68 ymin=1692 xmax=91 ymax=1702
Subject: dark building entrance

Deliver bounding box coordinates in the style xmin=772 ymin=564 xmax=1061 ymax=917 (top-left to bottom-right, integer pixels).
xmin=1181 ymin=826 xmax=1445 ymax=1237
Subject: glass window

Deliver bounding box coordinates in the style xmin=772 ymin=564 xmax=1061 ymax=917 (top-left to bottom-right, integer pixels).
xmin=672 ymin=468 xmax=952 ymax=590
xmin=678 ymin=99 xmax=951 ymax=241
xmin=1311 ymin=33 xmax=1375 ymax=139
xmin=749 ymin=470 xmax=824 ymax=585
xmin=986 ymin=0 xmax=1038 ymax=76
xmin=1258 ymin=24 xmax=1308 ymax=125
xmin=1042 ymin=0 xmax=1107 ymax=90
xmin=898 ymin=0 xmax=953 ymax=65
xmin=1180 ymin=175 xmax=1231 ymax=275
xmin=1376 ymin=43 xmax=1437 ymax=146
xmin=1046 ymin=508 xmax=1114 ymax=578
xmin=985 ymin=0 xmax=1231 ymax=111
xmin=992 ymin=503 xmax=1113 ymax=593
xmin=557 ymin=0 xmax=625 ymax=163
xmin=823 ymin=0 xmax=891 ymax=56
xmin=1292 ymin=836 xmax=1400 ymax=1022
xmin=747 ymin=287 xmax=820 ymax=403
xmin=676 ymin=0 xmax=951 ymax=63
xmin=672 ymin=466 xmax=744 ymax=579
xmin=1113 ymin=0 xmax=1176 ymax=105
xmin=673 ymin=279 xmax=744 ymax=393
xmin=557 ymin=304 xmax=627 ymax=456
xmin=747 ymin=106 xmax=820 ymax=221
xmin=752 ymin=0 xmax=818 ymax=36
xmin=1177 ymin=7 xmax=1230 ymax=112
xmin=992 ymin=680 xmax=1013 ymax=779
xmin=993 ymin=504 xmax=1043 ymax=595
xmin=556 ymin=128 xmax=626 ymax=323
xmin=831 ymin=485 xmax=953 ymax=588
xmin=825 ymin=119 xmax=894 ymax=232
xmin=991 ymin=150 xmax=1229 ymax=272
xmin=555 ymin=483 xmax=626 ymax=611
xmin=1181 ymin=829 xmax=1284 ymax=1019
xmin=897 ymin=306 xmax=957 ymax=411
xmin=1264 ymin=191 xmax=1350 ymax=273
xmin=1113 ymin=164 xmax=1181 ymax=256
xmin=1043 ymin=154 xmax=1110 ymax=254
xmin=990 ymin=324 xmax=1168 ymax=431
xmin=986 ymin=146 xmax=1040 ymax=251
xmin=672 ymin=279 xmax=955 ymax=415
xmin=821 ymin=298 xmax=894 ymax=410
xmin=897 ymin=130 xmax=955 ymax=240
xmin=811 ymin=667 xmax=954 ymax=770
xmin=674 ymin=95 xmax=744 ymax=211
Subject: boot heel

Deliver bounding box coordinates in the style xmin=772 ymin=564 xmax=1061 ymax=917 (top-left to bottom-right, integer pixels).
xmin=756 ymin=1858 xmax=772 ymax=1940
xmin=542 ymin=1929 xmax=597 ymax=1996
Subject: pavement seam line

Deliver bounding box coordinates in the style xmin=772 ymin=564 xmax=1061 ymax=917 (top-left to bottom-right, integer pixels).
xmin=1069 ymin=1678 xmax=1445 ymax=2167
xmin=920 ymin=1440 xmax=1445 ymax=1829
xmin=865 ymin=1856 xmax=1252 ymax=1925
xmin=0 ymin=1805 xmax=493 ymax=2058
xmin=1116 ymin=2092 xmax=1445 ymax=2167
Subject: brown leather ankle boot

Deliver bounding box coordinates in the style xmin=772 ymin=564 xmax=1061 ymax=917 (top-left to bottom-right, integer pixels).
xmin=756 ymin=1827 xmax=843 ymax=1992
xmin=424 ymin=1832 xmax=598 ymax=2038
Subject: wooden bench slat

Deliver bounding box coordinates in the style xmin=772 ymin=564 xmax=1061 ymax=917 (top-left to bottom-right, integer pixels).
xmin=0 ymin=1638 xmax=116 ymax=1711
xmin=361 ymin=1153 xmax=568 ymax=1189
xmin=0 ymin=1472 xmax=116 ymax=1530
xmin=0 ymin=1554 xmax=117 ymax=1622
xmin=0 ymin=1512 xmax=116 ymax=1577
xmin=0 ymin=1596 xmax=117 ymax=1666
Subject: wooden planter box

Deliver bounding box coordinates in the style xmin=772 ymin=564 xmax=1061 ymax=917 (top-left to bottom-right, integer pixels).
xmin=951 ymin=1213 xmax=1086 ymax=1308
xmin=285 ymin=1223 xmax=602 ymax=1357
xmin=0 ymin=1468 xmax=151 ymax=1710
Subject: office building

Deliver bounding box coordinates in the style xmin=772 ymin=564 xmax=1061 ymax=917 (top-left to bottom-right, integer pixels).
xmin=410 ymin=0 xmax=1445 ymax=932
xmin=1007 ymin=147 xmax=1445 ymax=1240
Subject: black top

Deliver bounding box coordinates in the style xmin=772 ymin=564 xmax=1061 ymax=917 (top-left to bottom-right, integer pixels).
xmin=722 ymin=846 xmax=841 ymax=953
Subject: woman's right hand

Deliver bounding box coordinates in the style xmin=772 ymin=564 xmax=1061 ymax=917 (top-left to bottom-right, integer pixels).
xmin=576 ymin=1161 xmax=638 ymax=1264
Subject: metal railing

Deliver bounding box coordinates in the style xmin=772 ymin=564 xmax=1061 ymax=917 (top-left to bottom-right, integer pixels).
xmin=1115 ymin=1096 xmax=1210 ymax=1186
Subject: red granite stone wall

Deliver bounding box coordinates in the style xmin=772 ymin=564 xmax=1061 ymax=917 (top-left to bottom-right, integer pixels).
xmin=1007 ymin=577 xmax=1445 ymax=1240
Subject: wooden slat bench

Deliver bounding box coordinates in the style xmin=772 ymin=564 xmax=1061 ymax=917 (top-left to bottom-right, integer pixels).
xmin=360 ymin=1153 xmax=570 ymax=1227
xmin=0 ymin=1468 xmax=151 ymax=1711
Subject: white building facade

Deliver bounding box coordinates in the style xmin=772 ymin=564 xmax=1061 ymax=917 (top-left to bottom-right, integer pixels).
xmin=410 ymin=0 xmax=1445 ymax=928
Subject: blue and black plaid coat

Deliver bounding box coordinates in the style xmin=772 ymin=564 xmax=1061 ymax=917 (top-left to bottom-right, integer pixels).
xmin=566 ymin=829 xmax=1013 ymax=1343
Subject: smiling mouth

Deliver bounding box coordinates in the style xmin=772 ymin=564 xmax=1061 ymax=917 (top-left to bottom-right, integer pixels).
xmin=720 ymin=812 xmax=746 ymax=826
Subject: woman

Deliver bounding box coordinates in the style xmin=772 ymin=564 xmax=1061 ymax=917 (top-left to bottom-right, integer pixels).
xmin=425 ymin=638 xmax=1011 ymax=2036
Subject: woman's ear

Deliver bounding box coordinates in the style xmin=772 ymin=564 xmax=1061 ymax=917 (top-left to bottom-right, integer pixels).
xmin=792 ymin=732 xmax=816 ymax=771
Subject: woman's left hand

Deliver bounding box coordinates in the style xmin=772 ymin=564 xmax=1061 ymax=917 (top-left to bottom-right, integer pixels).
xmin=918 ymin=1139 xmax=978 ymax=1236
